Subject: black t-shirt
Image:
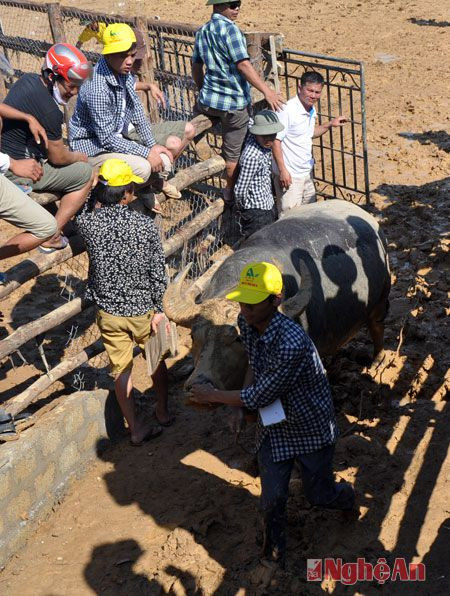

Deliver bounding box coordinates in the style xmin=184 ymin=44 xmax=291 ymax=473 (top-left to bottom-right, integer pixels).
xmin=1 ymin=73 xmax=63 ymax=161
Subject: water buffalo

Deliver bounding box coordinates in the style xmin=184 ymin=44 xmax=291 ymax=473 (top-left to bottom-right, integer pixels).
xmin=163 ymin=200 xmax=390 ymax=391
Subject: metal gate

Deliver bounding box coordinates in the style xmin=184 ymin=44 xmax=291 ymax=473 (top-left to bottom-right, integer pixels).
xmin=278 ymin=49 xmax=370 ymax=205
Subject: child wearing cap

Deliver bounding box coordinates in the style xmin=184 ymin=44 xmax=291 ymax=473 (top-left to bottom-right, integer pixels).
xmin=234 ymin=110 xmax=283 ymax=239
xmin=191 ymin=261 xmax=356 ymax=566
xmin=76 ymin=158 xmax=173 ymax=445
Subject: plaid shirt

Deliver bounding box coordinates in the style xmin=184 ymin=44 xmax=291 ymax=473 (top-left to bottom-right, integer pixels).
xmin=75 ymin=204 xmax=167 ymax=317
xmin=192 ymin=13 xmax=251 ymax=111
xmin=234 ymin=134 xmax=274 ymax=210
xmin=239 ymin=312 xmax=337 ymax=462
xmin=69 ymin=57 xmax=155 ymax=158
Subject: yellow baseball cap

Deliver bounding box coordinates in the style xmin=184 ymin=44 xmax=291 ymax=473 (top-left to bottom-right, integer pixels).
xmin=102 ymin=23 xmax=136 ymax=55
xmin=98 ymin=159 xmax=144 ymax=187
xmin=226 ymin=262 xmax=283 ymax=304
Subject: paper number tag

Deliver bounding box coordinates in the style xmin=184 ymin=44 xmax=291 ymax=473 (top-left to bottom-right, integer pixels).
xmin=259 ymin=399 xmax=286 ymax=427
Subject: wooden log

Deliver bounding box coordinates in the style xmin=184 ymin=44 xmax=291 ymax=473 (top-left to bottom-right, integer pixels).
xmin=157 ymin=154 xmax=225 ymax=205
xmin=6 ymin=340 xmax=104 ymax=418
xmin=30 ymin=190 xmax=61 ymax=206
xmin=163 ymin=198 xmax=224 ymax=257
xmin=246 ymin=31 xmax=265 ymax=104
xmin=47 ymin=3 xmax=66 ymax=43
xmin=0 ymin=299 xmax=91 ymax=362
xmin=0 ymin=235 xmax=85 ymax=301
xmin=191 ymin=114 xmax=215 ymax=137
xmin=135 ymin=17 xmax=159 ymax=122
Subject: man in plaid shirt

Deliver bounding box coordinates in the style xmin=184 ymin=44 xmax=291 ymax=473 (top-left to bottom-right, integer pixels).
xmin=191 ymin=262 xmax=356 ymax=566
xmin=234 ymin=111 xmax=283 ymax=239
xmin=192 ymin=0 xmax=284 ymax=201
xmin=70 ymin=23 xmax=174 ymax=182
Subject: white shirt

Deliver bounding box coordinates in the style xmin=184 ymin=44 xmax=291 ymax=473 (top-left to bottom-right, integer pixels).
xmin=0 ymin=152 xmax=10 ymax=174
xmin=272 ymin=95 xmax=316 ymax=178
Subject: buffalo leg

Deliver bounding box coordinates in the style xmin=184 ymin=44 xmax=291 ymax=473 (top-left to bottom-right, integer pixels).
xmin=368 ymin=317 xmax=385 ymax=361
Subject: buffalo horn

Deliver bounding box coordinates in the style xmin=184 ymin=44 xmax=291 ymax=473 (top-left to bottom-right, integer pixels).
xmin=280 ymin=258 xmax=313 ymax=318
xmin=163 ymin=264 xmax=201 ymax=327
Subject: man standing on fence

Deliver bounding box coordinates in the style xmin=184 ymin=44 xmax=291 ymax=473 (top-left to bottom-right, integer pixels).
xmin=70 ymin=23 xmax=195 ymax=200
xmin=272 ymin=71 xmax=347 ymax=215
xmin=192 ymin=0 xmax=284 ymax=203
xmin=1 ymin=43 xmax=94 ymax=251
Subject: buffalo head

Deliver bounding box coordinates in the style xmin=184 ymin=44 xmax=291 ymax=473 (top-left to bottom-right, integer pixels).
xmin=163 ymin=265 xmax=248 ymax=392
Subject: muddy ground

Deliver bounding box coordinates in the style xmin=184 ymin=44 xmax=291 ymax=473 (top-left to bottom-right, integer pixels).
xmin=0 ymin=0 xmax=449 ymax=594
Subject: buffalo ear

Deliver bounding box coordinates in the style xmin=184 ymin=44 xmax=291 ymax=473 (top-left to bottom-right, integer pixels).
xmin=221 ymin=324 xmax=239 ymax=345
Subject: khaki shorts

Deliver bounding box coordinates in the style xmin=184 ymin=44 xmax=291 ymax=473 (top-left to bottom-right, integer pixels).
xmin=0 ymin=174 xmax=58 ymax=239
xmin=274 ymin=171 xmax=316 ymax=216
xmin=6 ymin=161 xmax=92 ymax=194
xmin=127 ymin=121 xmax=186 ymax=147
xmin=151 ymin=120 xmax=187 ymax=146
xmin=96 ymin=308 xmax=154 ymax=375
xmin=194 ymin=102 xmax=251 ymax=163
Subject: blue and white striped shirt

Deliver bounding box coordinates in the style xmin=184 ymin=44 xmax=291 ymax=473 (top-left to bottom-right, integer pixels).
xmin=192 ymin=13 xmax=251 ymax=111
xmin=239 ymin=312 xmax=338 ymax=461
xmin=69 ymin=57 xmax=155 ymax=158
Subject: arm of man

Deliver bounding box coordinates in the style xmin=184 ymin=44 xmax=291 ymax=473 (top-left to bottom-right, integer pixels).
xmin=0 ymin=104 xmax=48 ymax=148
xmin=313 ymin=115 xmax=347 ymax=138
xmin=135 ymin=81 xmax=166 ymax=108
xmin=191 ymin=62 xmax=205 ymax=91
xmin=272 ymin=139 xmax=292 ymax=189
xmin=47 ymin=138 xmax=88 ymax=166
xmin=192 ymin=349 xmax=304 ymax=409
xmin=236 ymin=59 xmax=285 ymax=112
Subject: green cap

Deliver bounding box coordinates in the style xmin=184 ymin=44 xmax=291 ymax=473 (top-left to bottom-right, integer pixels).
xmin=206 ymin=0 xmax=236 ymax=5
xmin=249 ymin=110 xmax=284 ymax=136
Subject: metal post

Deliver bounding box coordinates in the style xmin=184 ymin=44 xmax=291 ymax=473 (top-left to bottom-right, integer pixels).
xmin=360 ymin=61 xmax=370 ymax=205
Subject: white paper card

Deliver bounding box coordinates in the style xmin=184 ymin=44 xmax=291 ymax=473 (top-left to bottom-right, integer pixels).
xmin=259 ymin=399 xmax=286 ymax=427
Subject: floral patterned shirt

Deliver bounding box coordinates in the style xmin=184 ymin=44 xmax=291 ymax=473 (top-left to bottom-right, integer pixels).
xmin=76 ymin=204 xmax=167 ymax=316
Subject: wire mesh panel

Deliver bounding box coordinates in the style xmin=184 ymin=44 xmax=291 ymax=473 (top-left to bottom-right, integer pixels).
xmin=279 ymin=49 xmax=369 ymax=205
xmin=0 ymin=0 xmax=53 ymax=79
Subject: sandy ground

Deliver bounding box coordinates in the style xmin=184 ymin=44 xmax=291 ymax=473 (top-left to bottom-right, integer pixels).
xmin=0 ymin=0 xmax=449 ymax=593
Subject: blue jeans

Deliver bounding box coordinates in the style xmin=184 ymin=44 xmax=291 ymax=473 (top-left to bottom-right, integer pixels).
xmin=257 ymin=437 xmax=355 ymax=557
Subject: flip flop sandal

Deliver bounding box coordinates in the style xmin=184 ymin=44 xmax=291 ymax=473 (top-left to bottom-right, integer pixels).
xmin=38 ymin=235 xmax=69 ymax=253
xmin=130 ymin=424 xmax=163 ymax=446
xmin=0 ymin=420 xmax=16 ymax=437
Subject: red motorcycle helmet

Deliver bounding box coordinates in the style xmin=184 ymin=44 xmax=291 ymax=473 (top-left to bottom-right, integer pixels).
xmin=44 ymin=42 xmax=93 ymax=85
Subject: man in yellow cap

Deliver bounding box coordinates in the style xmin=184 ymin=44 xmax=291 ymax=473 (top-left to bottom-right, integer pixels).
xmin=70 ymin=23 xmax=194 ymax=199
xmin=191 ymin=261 xmax=355 ymax=566
xmin=76 ymin=158 xmax=173 ymax=445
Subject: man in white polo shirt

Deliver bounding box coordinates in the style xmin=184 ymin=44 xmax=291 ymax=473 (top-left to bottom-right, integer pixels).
xmin=272 ymin=71 xmax=347 ymax=215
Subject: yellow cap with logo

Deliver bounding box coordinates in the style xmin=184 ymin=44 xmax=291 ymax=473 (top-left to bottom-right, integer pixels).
xmin=102 ymin=23 xmax=136 ymax=55
xmin=226 ymin=262 xmax=283 ymax=304
xmin=98 ymin=159 xmax=144 ymax=187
